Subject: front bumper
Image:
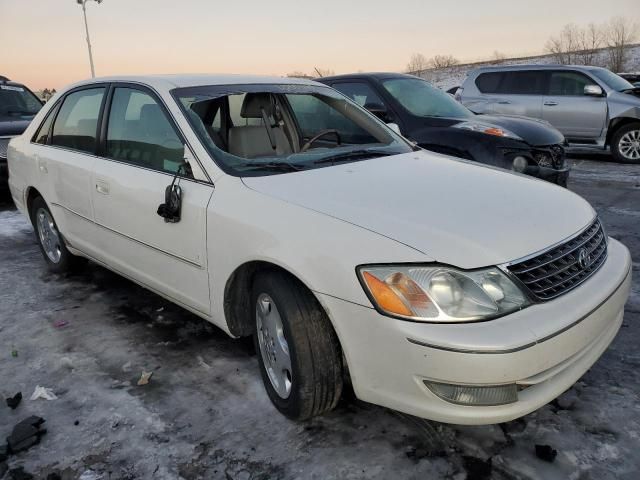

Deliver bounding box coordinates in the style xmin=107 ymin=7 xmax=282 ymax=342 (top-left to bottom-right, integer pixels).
xmin=318 ymin=238 xmax=631 ymax=425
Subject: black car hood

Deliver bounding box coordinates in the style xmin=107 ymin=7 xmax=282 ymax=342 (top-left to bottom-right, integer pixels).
xmin=474 ymin=114 xmax=564 ymax=146
xmin=0 ymin=118 xmax=33 ymax=137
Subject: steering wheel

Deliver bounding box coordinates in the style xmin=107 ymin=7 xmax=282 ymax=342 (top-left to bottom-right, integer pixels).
xmin=301 ymin=129 xmax=342 ymax=152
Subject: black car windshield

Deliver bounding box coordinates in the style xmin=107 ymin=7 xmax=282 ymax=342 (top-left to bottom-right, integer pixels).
xmin=588 ymin=68 xmax=635 ymax=92
xmin=0 ymin=84 xmax=42 ymax=119
xmin=174 ymin=84 xmax=412 ymax=176
xmin=381 ymin=77 xmax=473 ymax=119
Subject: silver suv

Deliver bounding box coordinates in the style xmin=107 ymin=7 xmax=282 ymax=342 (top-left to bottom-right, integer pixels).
xmin=459 ymin=65 xmax=640 ymax=162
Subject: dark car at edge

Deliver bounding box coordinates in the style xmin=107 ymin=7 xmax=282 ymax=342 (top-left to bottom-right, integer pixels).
xmin=0 ymin=76 xmax=43 ymax=194
xmin=318 ymin=73 xmax=570 ymax=186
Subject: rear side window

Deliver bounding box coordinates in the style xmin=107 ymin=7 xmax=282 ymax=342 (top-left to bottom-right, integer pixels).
xmin=548 ymin=71 xmax=593 ymax=96
xmin=33 ymin=107 xmax=57 ymax=145
xmin=331 ymin=82 xmax=385 ymax=108
xmin=476 ymin=71 xmax=546 ymax=95
xmin=475 ymin=72 xmax=503 ymax=94
xmin=51 ymin=88 xmax=105 ymax=153
xmin=106 ymin=87 xmax=186 ymax=175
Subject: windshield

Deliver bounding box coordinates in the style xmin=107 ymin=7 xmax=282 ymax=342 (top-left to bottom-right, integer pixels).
xmin=588 ymin=68 xmax=635 ymax=92
xmin=0 ymin=84 xmax=42 ymax=119
xmin=381 ymin=78 xmax=473 ymax=119
xmin=174 ymin=84 xmax=412 ymax=176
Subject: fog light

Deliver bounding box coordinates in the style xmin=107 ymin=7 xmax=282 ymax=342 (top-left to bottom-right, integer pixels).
xmin=512 ymin=156 xmax=528 ymax=172
xmin=424 ymin=381 xmax=518 ymax=406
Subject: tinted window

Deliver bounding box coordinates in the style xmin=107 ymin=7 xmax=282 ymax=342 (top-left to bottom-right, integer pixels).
xmin=381 ymin=78 xmax=472 ymax=118
xmin=0 ymin=84 xmax=42 ymax=120
xmin=332 ymin=82 xmax=385 ymax=109
xmin=106 ymin=88 xmax=186 ymax=175
xmin=549 ymin=71 xmax=594 ymax=96
xmin=475 ymin=72 xmax=503 ymax=94
xmin=501 ymin=71 xmax=546 ymax=94
xmin=33 ymin=107 xmax=57 ymax=145
xmin=51 ymin=88 xmax=105 ymax=153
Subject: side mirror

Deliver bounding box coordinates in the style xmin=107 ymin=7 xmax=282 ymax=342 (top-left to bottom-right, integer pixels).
xmin=386 ymin=123 xmax=402 ymax=135
xmin=584 ymin=84 xmax=604 ymax=96
xmin=365 ymin=103 xmax=389 ymax=121
xmin=157 ymin=183 xmax=182 ymax=223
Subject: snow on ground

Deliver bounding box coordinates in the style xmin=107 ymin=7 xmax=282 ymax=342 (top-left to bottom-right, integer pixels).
xmin=415 ymin=45 xmax=640 ymax=91
xmin=0 ymin=157 xmax=639 ymax=479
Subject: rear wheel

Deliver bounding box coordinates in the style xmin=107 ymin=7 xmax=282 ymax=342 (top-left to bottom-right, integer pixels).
xmin=611 ymin=123 xmax=640 ymax=163
xmin=30 ymin=196 xmax=82 ymax=273
xmin=252 ymin=270 xmax=343 ymax=420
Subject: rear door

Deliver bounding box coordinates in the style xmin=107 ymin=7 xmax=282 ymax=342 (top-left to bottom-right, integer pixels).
xmin=41 ymin=86 xmax=107 ymax=251
xmin=480 ymin=70 xmax=546 ymax=118
xmin=542 ymin=70 xmax=607 ymax=139
xmin=90 ymin=84 xmax=214 ymax=315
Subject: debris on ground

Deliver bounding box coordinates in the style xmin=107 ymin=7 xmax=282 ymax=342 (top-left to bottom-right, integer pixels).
xmin=29 ymin=386 xmax=57 ymax=401
xmin=6 ymin=416 xmax=47 ymax=454
xmin=197 ymin=355 xmax=212 ymax=370
xmin=137 ymin=371 xmax=153 ymax=386
xmin=78 ymin=468 xmax=101 ymax=480
xmin=10 ymin=347 xmax=18 ymax=358
xmin=462 ymin=455 xmax=492 ymax=480
xmin=535 ymin=444 xmax=558 ymax=462
xmin=53 ymin=319 xmax=69 ymax=328
xmin=6 ymin=392 xmax=22 ymax=410
xmin=7 ymin=466 xmax=34 ymax=480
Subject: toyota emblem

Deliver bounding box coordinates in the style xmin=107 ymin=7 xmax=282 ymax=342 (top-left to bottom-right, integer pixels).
xmin=577 ymin=248 xmax=592 ymax=269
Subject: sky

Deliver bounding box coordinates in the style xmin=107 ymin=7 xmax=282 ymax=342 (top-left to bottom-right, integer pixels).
xmin=1 ymin=0 xmax=639 ymax=90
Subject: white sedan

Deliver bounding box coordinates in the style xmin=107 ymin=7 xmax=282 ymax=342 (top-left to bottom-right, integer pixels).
xmin=7 ymin=75 xmax=632 ymax=425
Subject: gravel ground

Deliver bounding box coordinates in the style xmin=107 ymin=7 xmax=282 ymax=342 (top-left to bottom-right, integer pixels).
xmin=0 ymin=157 xmax=639 ymax=480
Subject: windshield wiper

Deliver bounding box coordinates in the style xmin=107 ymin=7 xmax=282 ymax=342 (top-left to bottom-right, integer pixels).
xmin=313 ymin=149 xmax=394 ymax=165
xmin=239 ymin=161 xmax=306 ymax=172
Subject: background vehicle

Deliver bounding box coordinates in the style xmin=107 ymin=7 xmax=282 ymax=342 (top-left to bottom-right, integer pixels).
xmin=319 ymin=73 xmax=570 ymax=186
xmin=459 ymin=65 xmax=640 ymax=163
xmin=0 ymin=75 xmax=42 ymax=194
xmin=618 ymin=73 xmax=640 ymax=88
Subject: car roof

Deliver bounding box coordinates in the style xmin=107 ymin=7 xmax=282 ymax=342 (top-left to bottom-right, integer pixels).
xmin=469 ymin=64 xmax=606 ymax=74
xmin=318 ymin=72 xmax=419 ymax=82
xmin=66 ymin=74 xmax=325 ymax=91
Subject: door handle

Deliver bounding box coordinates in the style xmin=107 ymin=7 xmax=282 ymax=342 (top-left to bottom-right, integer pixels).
xmin=95 ymin=180 xmax=110 ymax=195
xmin=544 ymin=101 xmax=559 ymax=106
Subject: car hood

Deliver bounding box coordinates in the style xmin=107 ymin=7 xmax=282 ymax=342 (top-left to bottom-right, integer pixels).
xmin=0 ymin=118 xmax=33 ymax=137
xmin=473 ymin=114 xmax=565 ymax=146
xmin=242 ymin=150 xmax=594 ymax=268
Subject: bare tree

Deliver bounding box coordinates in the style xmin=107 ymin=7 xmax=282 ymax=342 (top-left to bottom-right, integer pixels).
xmin=313 ymin=67 xmax=335 ymax=78
xmin=546 ymin=23 xmax=581 ymax=65
xmin=406 ymin=53 xmax=429 ymax=73
xmin=604 ymin=16 xmax=639 ymax=72
xmin=576 ymin=23 xmax=603 ymax=65
xmin=429 ymin=54 xmax=459 ymax=69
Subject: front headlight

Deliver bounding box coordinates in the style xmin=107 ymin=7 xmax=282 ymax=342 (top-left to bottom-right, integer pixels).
xmin=453 ymin=121 xmax=522 ymax=141
xmin=358 ymin=265 xmax=530 ymax=322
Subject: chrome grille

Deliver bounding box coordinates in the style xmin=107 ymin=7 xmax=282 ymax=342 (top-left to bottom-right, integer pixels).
xmin=0 ymin=137 xmax=10 ymax=159
xmin=507 ymin=219 xmax=607 ymax=301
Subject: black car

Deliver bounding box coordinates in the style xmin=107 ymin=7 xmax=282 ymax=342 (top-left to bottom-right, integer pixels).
xmin=0 ymin=76 xmax=43 ymax=194
xmin=318 ymin=73 xmax=570 ymax=186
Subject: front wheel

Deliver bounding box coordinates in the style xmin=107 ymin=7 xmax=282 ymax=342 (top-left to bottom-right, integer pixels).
xmin=30 ymin=196 xmax=82 ymax=273
xmin=611 ymin=123 xmax=640 ymax=163
xmin=252 ymin=271 xmax=343 ymax=420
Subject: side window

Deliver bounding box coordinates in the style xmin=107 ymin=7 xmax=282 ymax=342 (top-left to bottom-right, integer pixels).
xmin=499 ymin=71 xmax=546 ymax=95
xmin=106 ymin=88 xmax=187 ymax=175
xmin=33 ymin=107 xmax=57 ymax=145
xmin=548 ymin=71 xmax=593 ymax=96
xmin=332 ymin=82 xmax=385 ymax=109
xmin=51 ymin=88 xmax=105 ymax=153
xmin=475 ymin=72 xmax=504 ymax=94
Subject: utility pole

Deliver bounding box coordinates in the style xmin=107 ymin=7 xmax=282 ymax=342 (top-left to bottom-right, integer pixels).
xmin=77 ymin=0 xmax=103 ymax=78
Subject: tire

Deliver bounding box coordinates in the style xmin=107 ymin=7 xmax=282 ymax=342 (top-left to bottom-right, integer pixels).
xmin=252 ymin=270 xmax=343 ymax=420
xmin=30 ymin=196 xmax=82 ymax=273
xmin=611 ymin=122 xmax=640 ymax=163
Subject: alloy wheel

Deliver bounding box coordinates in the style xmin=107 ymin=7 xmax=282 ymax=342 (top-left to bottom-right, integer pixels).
xmin=618 ymin=129 xmax=640 ymax=161
xmin=36 ymin=208 xmax=62 ymax=263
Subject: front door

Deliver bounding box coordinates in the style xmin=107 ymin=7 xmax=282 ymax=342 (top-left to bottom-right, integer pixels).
xmin=90 ymin=85 xmax=214 ymax=315
xmin=542 ymin=71 xmax=607 ymax=140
